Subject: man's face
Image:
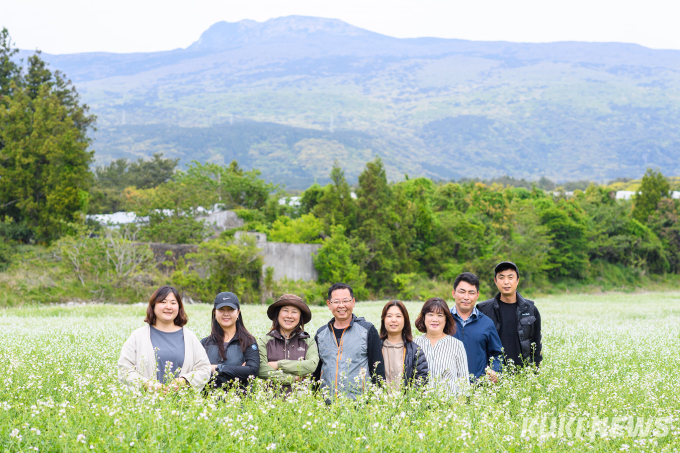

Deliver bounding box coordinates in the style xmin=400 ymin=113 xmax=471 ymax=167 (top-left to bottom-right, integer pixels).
xmin=326 ymin=288 xmax=355 ymax=322
xmin=453 ymin=281 xmax=479 ymax=315
xmin=494 ymin=269 xmax=519 ymax=296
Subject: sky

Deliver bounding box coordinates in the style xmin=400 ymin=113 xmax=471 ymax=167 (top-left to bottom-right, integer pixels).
xmin=2 ymin=0 xmax=680 ymax=54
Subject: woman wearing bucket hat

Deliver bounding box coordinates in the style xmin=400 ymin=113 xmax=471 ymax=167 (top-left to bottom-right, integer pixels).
xmin=257 ymin=294 xmax=319 ymax=390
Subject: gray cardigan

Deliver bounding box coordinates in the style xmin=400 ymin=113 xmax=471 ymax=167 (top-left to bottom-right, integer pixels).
xmin=118 ymin=325 xmax=212 ymax=391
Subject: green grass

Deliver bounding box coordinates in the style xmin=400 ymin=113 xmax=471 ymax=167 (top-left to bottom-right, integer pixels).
xmin=1 ymin=293 xmax=679 ymax=451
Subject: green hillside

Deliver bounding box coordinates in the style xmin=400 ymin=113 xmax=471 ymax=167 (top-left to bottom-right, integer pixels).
xmin=32 ymin=16 xmax=680 ymax=187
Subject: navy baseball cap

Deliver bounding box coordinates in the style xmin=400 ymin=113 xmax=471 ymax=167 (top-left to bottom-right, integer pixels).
xmin=214 ymin=291 xmax=240 ymax=310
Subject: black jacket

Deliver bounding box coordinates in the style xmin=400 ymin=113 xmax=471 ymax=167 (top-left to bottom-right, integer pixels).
xmin=477 ymin=292 xmax=542 ymax=367
xmin=200 ymin=335 xmax=260 ymax=390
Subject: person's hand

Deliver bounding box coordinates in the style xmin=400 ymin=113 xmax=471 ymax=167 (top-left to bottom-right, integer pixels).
xmin=144 ymin=381 xmax=163 ymax=392
xmin=167 ymin=378 xmax=185 ymax=391
xmin=486 ymin=369 xmax=499 ymax=384
xmin=268 ymin=361 xmax=279 ymax=370
xmin=211 ymin=365 xmax=218 ymax=374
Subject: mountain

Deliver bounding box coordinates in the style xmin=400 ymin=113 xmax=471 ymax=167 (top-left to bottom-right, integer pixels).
xmin=26 ymin=16 xmax=680 ymax=187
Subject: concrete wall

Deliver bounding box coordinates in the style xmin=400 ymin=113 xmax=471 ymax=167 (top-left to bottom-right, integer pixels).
xmin=197 ymin=210 xmax=245 ymax=233
xmin=235 ymin=231 xmax=321 ymax=282
xmin=263 ymin=242 xmax=321 ymax=282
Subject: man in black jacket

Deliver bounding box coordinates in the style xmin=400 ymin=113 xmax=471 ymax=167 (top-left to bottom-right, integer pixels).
xmin=477 ymin=262 xmax=542 ymax=368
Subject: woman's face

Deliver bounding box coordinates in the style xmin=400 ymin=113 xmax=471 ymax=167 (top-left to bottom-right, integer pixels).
xmin=153 ymin=292 xmax=179 ymax=325
xmin=216 ymin=306 xmax=239 ymax=329
xmin=277 ymin=305 xmax=301 ymax=333
xmin=424 ymin=311 xmax=446 ymax=335
xmin=383 ymin=305 xmax=405 ymax=337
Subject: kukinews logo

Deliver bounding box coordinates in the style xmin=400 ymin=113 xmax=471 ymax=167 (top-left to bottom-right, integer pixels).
xmin=520 ymin=416 xmax=671 ymax=440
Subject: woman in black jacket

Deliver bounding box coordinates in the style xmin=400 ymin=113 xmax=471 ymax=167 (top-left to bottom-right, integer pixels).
xmin=380 ymin=300 xmax=428 ymax=388
xmin=200 ymin=291 xmax=259 ymax=392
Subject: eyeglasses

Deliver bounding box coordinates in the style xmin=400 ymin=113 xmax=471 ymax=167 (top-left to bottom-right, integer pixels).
xmin=329 ymin=299 xmax=353 ymax=305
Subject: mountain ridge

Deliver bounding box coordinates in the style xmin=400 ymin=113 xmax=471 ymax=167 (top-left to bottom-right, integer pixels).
xmin=17 ymin=15 xmax=680 ymax=187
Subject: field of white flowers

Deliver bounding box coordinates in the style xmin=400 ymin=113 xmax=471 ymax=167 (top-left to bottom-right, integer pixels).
xmin=1 ymin=292 xmax=679 ymax=452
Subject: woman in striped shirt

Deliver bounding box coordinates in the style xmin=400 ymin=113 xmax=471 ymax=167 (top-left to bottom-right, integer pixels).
xmin=414 ymin=297 xmax=470 ymax=397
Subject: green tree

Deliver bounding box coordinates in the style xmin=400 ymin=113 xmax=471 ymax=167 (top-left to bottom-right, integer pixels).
xmin=126 ymin=153 xmax=179 ymax=189
xmin=94 ymin=153 xmax=179 ymax=191
xmin=504 ymin=200 xmax=553 ymax=286
xmin=647 ymin=199 xmax=680 ymax=273
xmin=393 ymin=177 xmax=437 ymax=264
xmin=0 ymin=84 xmax=93 ymax=242
xmin=172 ymin=234 xmax=263 ymax=303
xmin=0 ymin=28 xmax=21 ymax=99
xmin=313 ymin=162 xmax=356 ymax=233
xmin=89 ymin=153 xmax=179 ymax=214
xmin=582 ymin=189 xmax=668 ymax=274
xmin=25 ymin=52 xmax=52 ymax=100
xmin=0 ymin=37 xmax=95 ymax=243
xmin=354 ymin=158 xmax=404 ymax=290
xmin=94 ymin=158 xmax=130 ymax=189
xmin=633 ymin=169 xmax=670 ymax=224
xmin=299 ymin=182 xmax=324 ymax=215
xmin=535 ymin=198 xmax=589 ymax=278
xmin=269 ymin=213 xmax=324 ymax=244
xmin=314 ymin=225 xmax=367 ymax=298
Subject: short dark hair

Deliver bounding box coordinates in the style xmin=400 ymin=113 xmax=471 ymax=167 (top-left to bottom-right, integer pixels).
xmin=327 ymin=282 xmax=354 ymax=301
xmin=380 ymin=300 xmax=413 ymax=342
xmin=453 ymin=272 xmax=480 ymax=292
xmin=144 ymin=285 xmax=188 ymax=327
xmin=414 ymin=298 xmax=456 ymax=336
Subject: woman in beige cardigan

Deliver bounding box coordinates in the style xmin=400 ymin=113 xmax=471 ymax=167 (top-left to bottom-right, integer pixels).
xmin=118 ymin=285 xmax=211 ymax=392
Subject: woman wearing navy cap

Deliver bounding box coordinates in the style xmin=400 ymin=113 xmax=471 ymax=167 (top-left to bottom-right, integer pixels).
xmin=200 ymin=291 xmax=259 ymax=392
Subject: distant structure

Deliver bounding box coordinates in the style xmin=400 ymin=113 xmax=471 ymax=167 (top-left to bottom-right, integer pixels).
xmin=235 ymin=231 xmax=321 ymax=282
xmin=195 ymin=210 xmax=244 ymax=233
xmin=616 ymin=191 xmax=635 ymax=200
xmin=87 ymin=211 xmax=140 ymax=227
xmin=278 ymin=196 xmax=301 ymax=207
xmin=615 ymin=191 xmax=680 ymax=200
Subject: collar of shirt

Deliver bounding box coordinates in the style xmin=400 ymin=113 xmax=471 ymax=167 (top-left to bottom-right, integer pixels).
xmin=453 ymin=306 xmax=479 ymax=326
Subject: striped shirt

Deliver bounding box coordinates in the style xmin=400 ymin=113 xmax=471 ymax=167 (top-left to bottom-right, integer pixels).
xmin=414 ymin=334 xmax=470 ymax=396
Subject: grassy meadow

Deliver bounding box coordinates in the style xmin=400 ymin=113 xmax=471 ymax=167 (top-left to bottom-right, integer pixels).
xmin=1 ymin=292 xmax=679 ymax=452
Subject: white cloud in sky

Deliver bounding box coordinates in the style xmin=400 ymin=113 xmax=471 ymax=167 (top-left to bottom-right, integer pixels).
xmin=2 ymin=0 xmax=679 ymax=54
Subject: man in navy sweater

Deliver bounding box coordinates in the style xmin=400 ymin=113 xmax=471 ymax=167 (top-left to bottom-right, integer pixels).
xmin=451 ymin=272 xmax=503 ymax=383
